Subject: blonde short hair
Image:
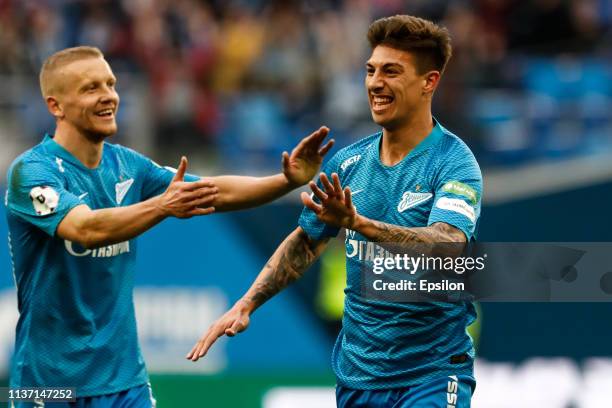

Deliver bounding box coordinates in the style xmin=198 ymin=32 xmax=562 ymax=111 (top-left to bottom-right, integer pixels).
xmin=39 ymin=46 xmax=104 ymax=98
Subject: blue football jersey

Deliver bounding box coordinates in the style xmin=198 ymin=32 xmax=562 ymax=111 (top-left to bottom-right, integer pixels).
xmin=299 ymin=120 xmax=482 ymax=390
xmin=5 ymin=134 xmax=186 ymax=396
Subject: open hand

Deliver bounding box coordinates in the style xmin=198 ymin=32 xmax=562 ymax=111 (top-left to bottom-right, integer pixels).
xmin=282 ymin=126 xmax=334 ymax=187
xmin=159 ymin=157 xmax=217 ymax=218
xmin=186 ymin=299 xmax=252 ymax=362
xmin=301 ymin=172 xmax=357 ymax=229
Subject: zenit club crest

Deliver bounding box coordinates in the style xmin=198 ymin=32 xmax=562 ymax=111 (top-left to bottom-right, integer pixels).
xmin=397 ymin=191 xmax=433 ymax=213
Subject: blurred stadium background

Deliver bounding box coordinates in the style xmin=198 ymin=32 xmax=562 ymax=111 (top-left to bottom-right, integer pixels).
xmin=1 ymin=0 xmax=612 ymax=407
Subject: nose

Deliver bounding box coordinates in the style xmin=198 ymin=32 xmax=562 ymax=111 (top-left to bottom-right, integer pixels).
xmin=366 ymin=70 xmax=384 ymax=93
xmin=100 ymin=85 xmax=119 ymax=105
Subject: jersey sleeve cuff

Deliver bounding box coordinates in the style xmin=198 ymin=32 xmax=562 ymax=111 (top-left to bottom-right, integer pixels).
xmin=298 ymin=219 xmax=340 ymax=241
xmin=48 ymin=195 xmax=86 ymax=237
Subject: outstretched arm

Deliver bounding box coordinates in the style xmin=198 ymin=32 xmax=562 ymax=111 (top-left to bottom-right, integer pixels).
xmin=187 ymin=226 xmax=329 ymax=361
xmin=209 ymin=127 xmax=334 ymax=212
xmin=57 ymin=157 xmax=217 ymax=249
xmin=301 ymin=172 xmax=466 ymax=251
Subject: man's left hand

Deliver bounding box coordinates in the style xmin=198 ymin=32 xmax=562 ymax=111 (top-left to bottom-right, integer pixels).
xmin=301 ymin=172 xmax=357 ymax=229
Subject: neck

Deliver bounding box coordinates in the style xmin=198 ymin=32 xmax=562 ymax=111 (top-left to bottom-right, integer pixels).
xmin=380 ymin=108 xmax=434 ymax=166
xmin=53 ymin=123 xmax=105 ymax=169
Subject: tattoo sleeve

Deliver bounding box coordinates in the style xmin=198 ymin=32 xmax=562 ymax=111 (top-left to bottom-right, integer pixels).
xmin=364 ymin=221 xmax=465 ymax=244
xmin=354 ymin=219 xmax=467 ymax=256
xmin=244 ymin=227 xmax=329 ymax=311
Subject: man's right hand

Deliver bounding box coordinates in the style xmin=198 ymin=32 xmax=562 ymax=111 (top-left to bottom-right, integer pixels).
xmin=185 ymin=228 xmax=328 ymax=363
xmin=186 ymin=298 xmax=252 ymax=362
xmin=158 ymin=156 xmax=218 ymax=218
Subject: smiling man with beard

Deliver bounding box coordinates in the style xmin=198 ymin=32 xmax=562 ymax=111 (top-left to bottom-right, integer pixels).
xmin=189 ymin=15 xmax=483 ymax=408
xmin=5 ymin=46 xmax=333 ymax=407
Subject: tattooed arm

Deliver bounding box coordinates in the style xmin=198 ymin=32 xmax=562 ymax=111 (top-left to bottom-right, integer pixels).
xmin=301 ymin=172 xmax=466 ymax=255
xmin=247 ymin=228 xmax=329 ymax=308
xmin=187 ymin=227 xmax=329 ymax=361
xmin=352 ymin=219 xmax=466 ymax=256
xmin=353 ymin=219 xmax=466 ymax=244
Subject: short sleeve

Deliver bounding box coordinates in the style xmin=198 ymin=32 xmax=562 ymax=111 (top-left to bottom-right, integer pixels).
xmin=6 ymin=159 xmax=83 ymax=237
xmin=427 ymin=151 xmax=482 ymax=241
xmin=298 ymin=155 xmax=342 ymax=240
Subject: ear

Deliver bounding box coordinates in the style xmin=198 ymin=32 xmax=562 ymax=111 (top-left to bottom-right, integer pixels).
xmin=422 ymin=71 xmax=441 ymax=95
xmin=46 ymin=96 xmax=64 ymax=119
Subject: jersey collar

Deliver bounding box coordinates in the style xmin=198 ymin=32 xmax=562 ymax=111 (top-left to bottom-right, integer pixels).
xmin=42 ymin=133 xmax=105 ymax=171
xmin=413 ymin=118 xmax=444 ymax=155
xmin=375 ymin=118 xmax=444 ymax=169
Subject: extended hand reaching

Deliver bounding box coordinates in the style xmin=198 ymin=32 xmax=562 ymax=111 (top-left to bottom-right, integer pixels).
xmin=282 ymin=127 xmax=334 ymax=187
xmin=158 ymin=157 xmax=217 ymax=218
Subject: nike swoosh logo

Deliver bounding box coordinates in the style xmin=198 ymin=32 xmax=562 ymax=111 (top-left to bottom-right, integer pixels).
xmin=78 ymin=192 xmax=88 ymax=200
xmin=351 ymin=189 xmax=364 ymax=195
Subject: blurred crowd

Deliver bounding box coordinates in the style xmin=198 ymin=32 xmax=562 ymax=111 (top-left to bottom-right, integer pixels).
xmin=0 ymin=0 xmax=611 ymax=170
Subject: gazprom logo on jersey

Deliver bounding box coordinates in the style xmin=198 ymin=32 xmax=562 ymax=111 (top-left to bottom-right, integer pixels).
xmin=345 ymin=229 xmax=392 ymax=261
xmin=340 ymin=155 xmax=361 ymax=171
xmin=397 ymin=191 xmax=433 ymax=213
xmin=64 ymin=240 xmax=130 ymax=258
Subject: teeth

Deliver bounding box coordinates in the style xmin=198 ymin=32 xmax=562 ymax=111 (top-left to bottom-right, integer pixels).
xmin=97 ymin=109 xmax=113 ymax=116
xmin=373 ymin=96 xmax=393 ymax=104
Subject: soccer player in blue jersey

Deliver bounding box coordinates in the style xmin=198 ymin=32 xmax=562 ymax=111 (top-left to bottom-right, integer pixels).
xmin=187 ymin=16 xmax=482 ymax=408
xmin=5 ymin=46 xmax=333 ymax=407
xmin=189 ymin=15 xmax=482 ymax=408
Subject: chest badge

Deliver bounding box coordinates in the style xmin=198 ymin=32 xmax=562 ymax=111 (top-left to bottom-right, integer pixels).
xmin=115 ymin=178 xmax=134 ymax=205
xmin=397 ymin=191 xmax=433 ymax=213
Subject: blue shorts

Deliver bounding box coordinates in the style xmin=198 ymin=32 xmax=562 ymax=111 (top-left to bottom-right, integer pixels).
xmin=10 ymin=383 xmax=156 ymax=408
xmin=336 ymin=376 xmax=474 ymax=408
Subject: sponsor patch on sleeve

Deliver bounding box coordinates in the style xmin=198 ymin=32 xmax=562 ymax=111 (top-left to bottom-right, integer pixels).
xmin=29 ymin=186 xmax=59 ymax=216
xmin=441 ymin=181 xmax=478 ymax=204
xmin=435 ymin=197 xmax=476 ymax=222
